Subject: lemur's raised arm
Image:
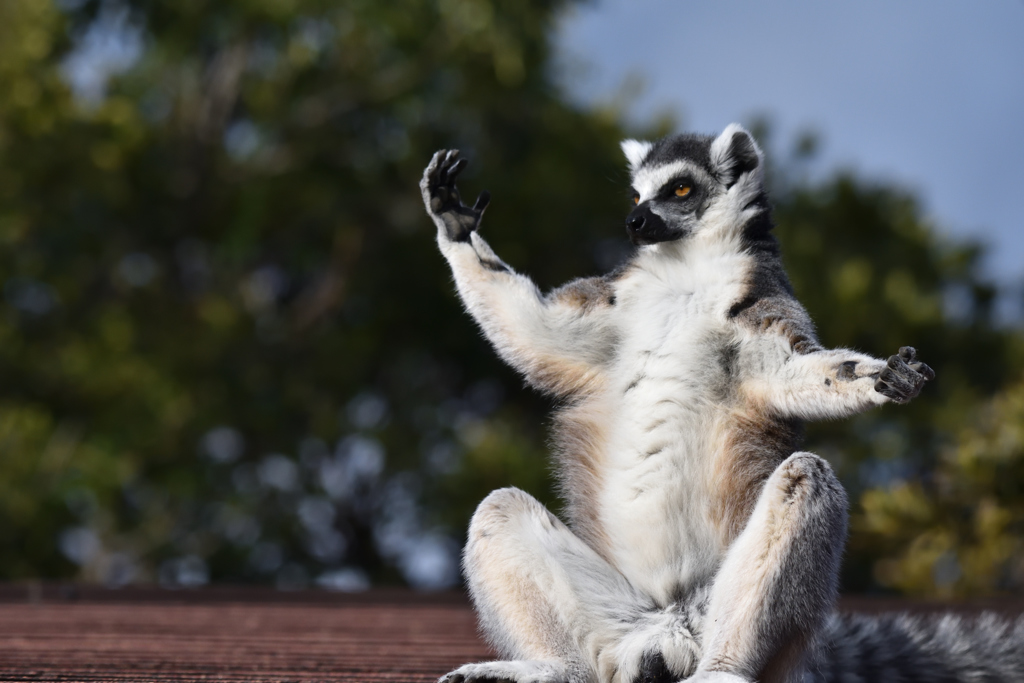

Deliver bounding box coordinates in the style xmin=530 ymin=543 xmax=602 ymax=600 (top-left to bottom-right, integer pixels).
xmin=421 ymin=150 xmax=616 ymax=397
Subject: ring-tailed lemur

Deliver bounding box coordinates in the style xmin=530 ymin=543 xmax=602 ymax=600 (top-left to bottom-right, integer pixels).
xmin=419 ymin=125 xmax=1024 ymax=683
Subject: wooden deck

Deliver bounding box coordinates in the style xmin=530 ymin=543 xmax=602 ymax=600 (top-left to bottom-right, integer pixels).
xmin=0 ymin=584 xmax=1020 ymax=682
xmin=0 ymin=585 xmax=490 ymax=682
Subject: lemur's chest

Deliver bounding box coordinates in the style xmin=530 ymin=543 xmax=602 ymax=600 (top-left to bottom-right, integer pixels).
xmin=612 ymin=252 xmax=748 ymax=417
xmin=595 ymin=250 xmax=752 ymax=601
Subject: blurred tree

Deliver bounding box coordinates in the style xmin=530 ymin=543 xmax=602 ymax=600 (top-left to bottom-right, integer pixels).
xmin=0 ymin=0 xmax=632 ymax=588
xmin=0 ymin=0 xmax=1020 ymax=594
xmin=856 ymin=378 xmax=1024 ymax=596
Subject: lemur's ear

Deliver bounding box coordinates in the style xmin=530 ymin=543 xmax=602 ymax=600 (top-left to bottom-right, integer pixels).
xmin=621 ymin=139 xmax=653 ymax=174
xmin=710 ymin=124 xmax=763 ymax=187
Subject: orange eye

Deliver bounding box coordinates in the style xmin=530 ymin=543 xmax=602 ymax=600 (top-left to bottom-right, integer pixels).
xmin=675 ymin=185 xmax=691 ymax=198
xmin=633 ymin=195 xmax=640 ymax=205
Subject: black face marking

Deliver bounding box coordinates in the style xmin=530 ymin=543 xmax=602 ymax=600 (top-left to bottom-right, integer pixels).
xmin=656 ymin=175 xmax=697 ymax=201
xmin=638 ymin=134 xmax=716 ymax=175
xmin=825 ymin=378 xmax=832 ymax=386
xmin=652 ymin=175 xmax=707 ymax=219
xmin=625 ymin=204 xmax=681 ymax=245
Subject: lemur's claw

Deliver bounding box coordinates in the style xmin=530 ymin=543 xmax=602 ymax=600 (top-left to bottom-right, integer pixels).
xmin=874 ymin=348 xmax=934 ymax=403
xmin=421 ymin=149 xmax=487 ymax=243
xmin=898 ymin=347 xmax=935 ymax=381
xmin=911 ymin=361 xmax=935 ymax=381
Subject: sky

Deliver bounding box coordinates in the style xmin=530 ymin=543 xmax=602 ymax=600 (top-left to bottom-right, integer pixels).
xmin=555 ymin=0 xmax=1024 ymax=286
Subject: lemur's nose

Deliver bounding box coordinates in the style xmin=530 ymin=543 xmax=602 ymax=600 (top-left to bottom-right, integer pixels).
xmin=627 ymin=214 xmax=646 ymax=233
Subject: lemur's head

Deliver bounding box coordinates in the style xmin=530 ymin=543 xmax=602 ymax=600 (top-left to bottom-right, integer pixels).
xmin=620 ymin=124 xmax=765 ymax=246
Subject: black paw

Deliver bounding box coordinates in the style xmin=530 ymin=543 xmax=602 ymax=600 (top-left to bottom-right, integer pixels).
xmin=874 ymin=346 xmax=935 ymax=404
xmin=421 ymin=149 xmax=491 ymax=243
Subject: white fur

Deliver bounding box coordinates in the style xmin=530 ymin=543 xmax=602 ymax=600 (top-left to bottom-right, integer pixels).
xmin=440 ymin=660 xmax=569 ymax=683
xmin=598 ymin=235 xmax=752 ymax=604
xmin=620 ymin=139 xmax=653 ymax=173
xmin=684 ymin=672 xmax=749 ymax=683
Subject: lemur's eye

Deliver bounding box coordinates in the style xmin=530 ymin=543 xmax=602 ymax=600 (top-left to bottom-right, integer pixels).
xmin=633 ymin=194 xmax=640 ymax=205
xmin=675 ymin=185 xmax=692 ymax=198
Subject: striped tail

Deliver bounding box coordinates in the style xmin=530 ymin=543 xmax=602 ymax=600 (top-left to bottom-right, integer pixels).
xmin=804 ymin=611 xmax=1024 ymax=683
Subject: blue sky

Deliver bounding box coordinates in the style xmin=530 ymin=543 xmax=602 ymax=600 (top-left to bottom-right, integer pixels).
xmin=556 ymin=0 xmax=1024 ymax=286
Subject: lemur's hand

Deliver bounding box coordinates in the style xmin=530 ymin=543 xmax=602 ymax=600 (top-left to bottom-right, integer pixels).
xmin=874 ymin=346 xmax=935 ymax=404
xmin=421 ymin=149 xmax=491 ymax=243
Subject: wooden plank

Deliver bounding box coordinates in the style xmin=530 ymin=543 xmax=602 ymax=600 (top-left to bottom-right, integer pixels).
xmin=0 ymin=585 xmax=1020 ymax=682
xmin=0 ymin=588 xmax=491 ymax=682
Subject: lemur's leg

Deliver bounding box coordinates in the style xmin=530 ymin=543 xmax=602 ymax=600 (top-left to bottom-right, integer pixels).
xmin=688 ymin=452 xmax=848 ymax=683
xmin=751 ymin=346 xmax=934 ymax=421
xmin=445 ymin=487 xmax=701 ymax=683
xmin=421 ymin=151 xmax=615 ymax=397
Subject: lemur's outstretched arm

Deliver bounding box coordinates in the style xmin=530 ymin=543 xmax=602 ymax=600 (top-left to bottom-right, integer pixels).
xmin=753 ymin=345 xmax=934 ymax=421
xmin=421 ymin=150 xmax=616 ymax=397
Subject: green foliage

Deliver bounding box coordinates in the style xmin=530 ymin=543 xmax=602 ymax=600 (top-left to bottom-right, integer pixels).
xmin=857 ymin=379 xmax=1024 ymax=596
xmin=0 ymin=0 xmax=1020 ymax=594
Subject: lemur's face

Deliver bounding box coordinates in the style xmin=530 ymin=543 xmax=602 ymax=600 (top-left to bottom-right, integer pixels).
xmin=621 ymin=126 xmax=763 ymax=246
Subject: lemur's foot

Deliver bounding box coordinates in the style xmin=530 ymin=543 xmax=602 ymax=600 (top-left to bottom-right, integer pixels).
xmin=439 ymin=660 xmax=567 ymax=683
xmin=603 ymin=606 xmax=701 ymax=683
xmin=421 ymin=149 xmax=491 ymax=243
xmin=874 ymin=346 xmax=934 ymax=403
